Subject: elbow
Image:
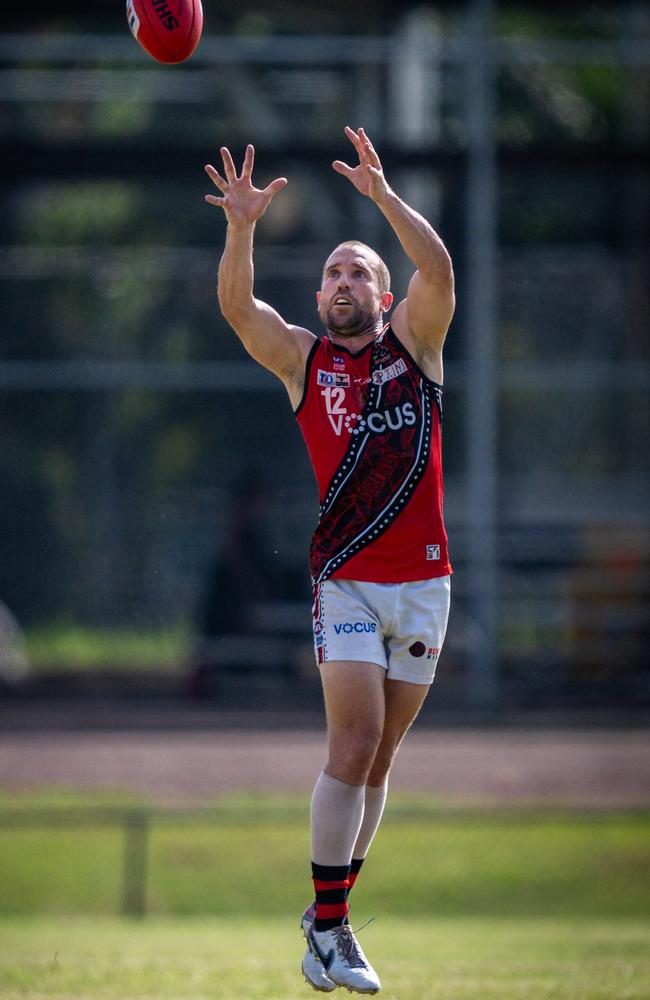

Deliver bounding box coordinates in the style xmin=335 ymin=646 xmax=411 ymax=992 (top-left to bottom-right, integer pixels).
xmin=217 ymin=279 xmax=234 ymax=321
xmin=218 ymin=287 xmax=249 ymax=329
xmin=439 ymin=254 xmax=455 ymax=288
xmin=218 ymin=293 xmax=237 ymax=327
xmin=423 ymin=250 xmax=454 ymax=291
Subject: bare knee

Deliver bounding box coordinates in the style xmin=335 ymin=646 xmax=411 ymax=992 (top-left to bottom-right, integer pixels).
xmin=367 ymin=725 xmax=412 ymax=785
xmin=326 ymin=724 xmax=384 ymax=785
xmin=367 ymin=747 xmax=396 ymax=786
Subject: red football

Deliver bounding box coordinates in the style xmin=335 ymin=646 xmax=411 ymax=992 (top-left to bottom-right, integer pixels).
xmin=126 ymin=0 xmax=203 ymax=64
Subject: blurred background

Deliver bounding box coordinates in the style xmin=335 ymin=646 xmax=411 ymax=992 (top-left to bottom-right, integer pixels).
xmin=1 ymin=9 xmax=649 ymax=992
xmin=1 ymin=0 xmax=649 ymax=717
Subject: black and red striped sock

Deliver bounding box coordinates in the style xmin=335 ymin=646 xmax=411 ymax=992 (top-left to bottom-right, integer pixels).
xmin=347 ymin=857 xmax=365 ymax=895
xmin=311 ymin=862 xmax=350 ymax=931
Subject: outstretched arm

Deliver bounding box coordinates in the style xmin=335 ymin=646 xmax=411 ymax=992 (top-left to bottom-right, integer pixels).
xmin=333 ymin=127 xmax=454 ymax=372
xmin=205 ymin=145 xmax=315 ymax=403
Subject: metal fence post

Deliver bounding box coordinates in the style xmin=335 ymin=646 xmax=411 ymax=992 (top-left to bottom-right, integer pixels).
xmin=122 ymin=810 xmax=149 ymax=918
xmin=463 ymin=0 xmax=499 ymax=708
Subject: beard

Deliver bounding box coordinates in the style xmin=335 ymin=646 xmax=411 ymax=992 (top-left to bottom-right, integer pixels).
xmin=323 ymin=301 xmax=377 ymax=338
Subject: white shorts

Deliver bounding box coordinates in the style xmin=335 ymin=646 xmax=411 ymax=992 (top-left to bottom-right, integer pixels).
xmin=312 ymin=576 xmax=451 ymax=685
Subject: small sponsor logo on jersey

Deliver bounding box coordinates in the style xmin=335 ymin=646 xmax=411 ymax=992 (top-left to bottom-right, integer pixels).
xmin=426 ymin=544 xmax=441 ymax=560
xmin=333 ymin=621 xmax=377 ymax=635
xmin=371 ymin=358 xmax=407 ymax=385
xmin=317 ymin=369 xmax=350 ymax=388
xmin=332 ymin=355 xmax=346 ymax=372
xmin=427 ymin=647 xmax=440 ymax=660
xmin=315 ymin=634 xmax=325 ymax=648
xmin=313 ymin=620 xmax=323 ymax=635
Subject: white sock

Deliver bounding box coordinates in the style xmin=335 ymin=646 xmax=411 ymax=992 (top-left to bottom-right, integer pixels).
xmin=352 ymin=781 xmax=388 ymax=859
xmin=310 ymin=770 xmax=366 ymax=866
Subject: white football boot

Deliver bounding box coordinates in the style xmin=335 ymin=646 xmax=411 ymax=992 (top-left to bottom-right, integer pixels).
xmin=301 ymin=903 xmax=337 ymax=993
xmin=307 ymin=924 xmax=381 ymax=995
xmin=301 ymin=902 xmax=317 ymax=939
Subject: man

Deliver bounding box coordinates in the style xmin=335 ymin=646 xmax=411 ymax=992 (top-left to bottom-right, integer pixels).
xmin=205 ymin=126 xmax=454 ymax=995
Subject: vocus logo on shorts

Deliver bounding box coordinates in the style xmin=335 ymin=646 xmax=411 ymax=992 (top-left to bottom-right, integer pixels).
xmin=333 ymin=621 xmax=377 ymax=635
xmin=320 ymin=385 xmax=416 ymax=437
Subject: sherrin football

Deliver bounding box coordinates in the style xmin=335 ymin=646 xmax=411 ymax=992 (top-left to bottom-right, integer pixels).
xmin=126 ymin=0 xmax=203 ymax=64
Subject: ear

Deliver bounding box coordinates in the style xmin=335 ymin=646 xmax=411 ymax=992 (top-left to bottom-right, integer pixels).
xmin=316 ymin=291 xmax=321 ymax=305
xmin=380 ymin=292 xmax=394 ymax=312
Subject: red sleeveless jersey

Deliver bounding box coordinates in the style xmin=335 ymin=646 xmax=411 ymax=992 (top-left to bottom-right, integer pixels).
xmin=295 ymin=325 xmax=451 ymax=584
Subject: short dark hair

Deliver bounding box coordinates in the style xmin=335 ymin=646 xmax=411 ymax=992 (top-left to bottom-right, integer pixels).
xmin=324 ymin=242 xmax=391 ymax=294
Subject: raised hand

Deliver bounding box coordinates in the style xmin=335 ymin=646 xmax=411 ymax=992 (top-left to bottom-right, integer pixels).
xmin=332 ymin=126 xmax=391 ymax=204
xmin=205 ymin=145 xmax=287 ymax=227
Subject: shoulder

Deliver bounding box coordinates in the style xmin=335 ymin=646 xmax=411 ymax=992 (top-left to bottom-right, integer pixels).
xmin=275 ymin=324 xmax=317 ymax=377
xmin=289 ymin=325 xmax=319 ymax=357
xmin=388 ymin=306 xmax=444 ymax=385
xmin=283 ymin=328 xmax=320 ymax=409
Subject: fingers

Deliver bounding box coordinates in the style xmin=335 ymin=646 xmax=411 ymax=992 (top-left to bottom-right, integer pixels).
xmin=344 ymin=125 xmax=381 ymax=168
xmin=206 ymin=145 xmax=250 ymax=190
xmin=241 ymin=144 xmax=254 ymax=180
xmin=204 ymin=147 xmax=286 ymax=214
xmin=204 ymin=164 xmax=228 ymax=192
xmin=344 ymin=124 xmax=362 ymax=151
xmin=332 ymin=160 xmax=354 ymax=178
xmin=358 ymin=127 xmax=381 ymax=168
xmin=220 ymin=146 xmax=237 ymax=183
xmin=264 ymin=177 xmax=288 ymax=196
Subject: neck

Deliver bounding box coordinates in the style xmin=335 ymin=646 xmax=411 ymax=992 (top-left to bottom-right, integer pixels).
xmin=327 ymin=319 xmax=386 ymax=352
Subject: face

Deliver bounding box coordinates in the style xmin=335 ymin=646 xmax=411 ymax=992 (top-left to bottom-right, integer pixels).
xmin=317 ymin=247 xmax=392 ymax=340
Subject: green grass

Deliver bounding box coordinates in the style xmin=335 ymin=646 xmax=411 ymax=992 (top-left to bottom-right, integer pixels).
xmin=1 ymin=793 xmax=649 ymax=920
xmin=1 ymin=793 xmax=649 ymax=997
xmin=23 ymin=625 xmax=189 ymax=672
xmin=0 ymin=916 xmax=648 ymax=999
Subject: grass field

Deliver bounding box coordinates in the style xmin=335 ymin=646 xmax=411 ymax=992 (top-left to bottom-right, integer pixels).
xmin=1 ymin=915 xmax=648 ymax=999
xmin=23 ymin=625 xmax=188 ymax=672
xmin=1 ymin=793 xmax=648 ymax=998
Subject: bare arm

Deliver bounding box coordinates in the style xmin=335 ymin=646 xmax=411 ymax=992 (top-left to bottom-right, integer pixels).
xmin=205 ymin=145 xmax=315 ymax=403
xmin=333 ymin=127 xmax=454 ymax=377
